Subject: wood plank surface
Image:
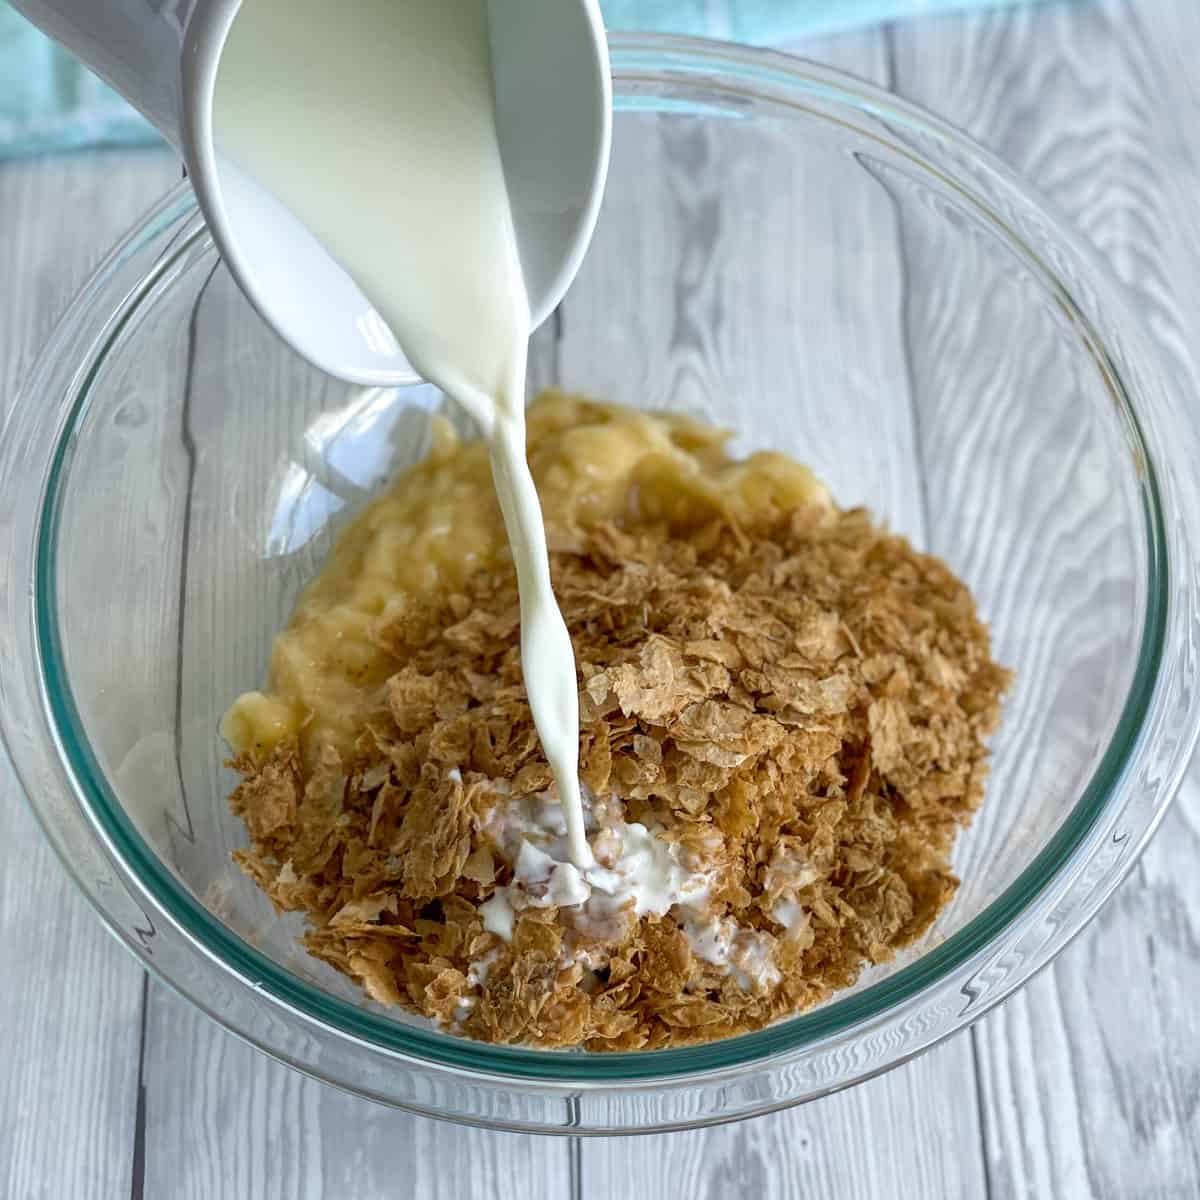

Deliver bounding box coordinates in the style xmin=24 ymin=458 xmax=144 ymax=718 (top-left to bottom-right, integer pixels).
xmin=140 ymin=23 xmax=980 ymax=1199
xmin=3 ymin=3 xmax=1200 ymax=1197
xmin=0 ymin=148 xmax=177 ymax=1200
xmin=579 ymin=1039 xmax=987 ymax=1199
xmin=891 ymin=3 xmax=1200 ymax=1196
xmin=572 ymin=25 xmax=989 ymax=1200
xmin=141 ymin=980 xmax=569 ymax=1200
xmin=133 ymin=251 xmax=573 ymax=1198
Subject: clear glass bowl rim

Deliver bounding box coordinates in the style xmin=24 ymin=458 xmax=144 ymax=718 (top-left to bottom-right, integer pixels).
xmin=3 ymin=34 xmax=1197 ymax=1115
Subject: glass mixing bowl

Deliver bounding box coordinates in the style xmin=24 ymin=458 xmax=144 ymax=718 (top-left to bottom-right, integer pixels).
xmin=2 ymin=37 xmax=1198 ymax=1134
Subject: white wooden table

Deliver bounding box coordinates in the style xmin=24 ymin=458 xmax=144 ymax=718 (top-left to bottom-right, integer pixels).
xmin=3 ymin=3 xmax=1199 ymax=1196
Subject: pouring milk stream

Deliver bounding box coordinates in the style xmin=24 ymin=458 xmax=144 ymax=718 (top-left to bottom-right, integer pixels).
xmin=216 ymin=0 xmax=607 ymax=867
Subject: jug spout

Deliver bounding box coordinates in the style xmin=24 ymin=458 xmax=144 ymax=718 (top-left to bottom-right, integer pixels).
xmin=10 ymin=0 xmax=199 ymax=147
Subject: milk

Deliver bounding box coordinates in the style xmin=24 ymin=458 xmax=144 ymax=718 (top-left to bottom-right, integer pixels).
xmin=216 ymin=0 xmax=591 ymax=866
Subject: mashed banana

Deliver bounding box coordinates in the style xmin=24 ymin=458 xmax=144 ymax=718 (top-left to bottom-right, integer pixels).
xmin=223 ymin=393 xmax=1009 ymax=1049
xmin=222 ymin=392 xmax=830 ymax=763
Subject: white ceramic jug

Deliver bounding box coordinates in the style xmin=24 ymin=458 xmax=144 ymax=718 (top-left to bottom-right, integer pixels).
xmin=11 ymin=0 xmax=612 ymax=386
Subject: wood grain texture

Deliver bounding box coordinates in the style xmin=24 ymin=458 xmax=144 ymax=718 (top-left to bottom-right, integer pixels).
xmin=0 ymin=148 xmax=177 ymax=1200
xmin=140 ymin=982 xmax=569 ymax=1200
xmin=879 ymin=12 xmax=1148 ymax=918
xmin=891 ymin=3 xmax=1200 ymax=1196
xmin=578 ymin=1038 xmax=987 ymax=1199
xmin=6 ymin=4 xmax=1200 ymax=1196
xmin=132 ymin=22 xmax=981 ymax=1197
xmin=559 ymin=31 xmax=926 ymax=541
xmin=132 ymin=24 xmax=985 ymax=1194
xmin=574 ymin=27 xmax=987 ymax=1198
xmin=130 ymin=234 xmax=574 ymax=1195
